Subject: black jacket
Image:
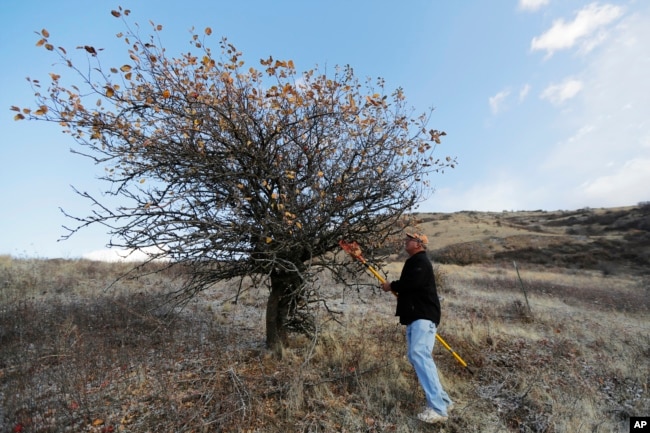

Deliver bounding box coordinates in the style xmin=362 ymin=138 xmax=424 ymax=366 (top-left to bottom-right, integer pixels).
xmin=390 ymin=251 xmax=441 ymax=326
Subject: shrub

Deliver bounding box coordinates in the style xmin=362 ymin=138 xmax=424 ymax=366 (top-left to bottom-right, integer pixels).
xmin=431 ymin=242 xmax=492 ymax=265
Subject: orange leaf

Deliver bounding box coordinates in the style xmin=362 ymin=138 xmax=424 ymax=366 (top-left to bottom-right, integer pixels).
xmin=162 ymin=89 xmax=171 ymax=98
xmin=92 ymin=419 xmax=104 ymax=426
xmin=105 ymin=87 xmax=115 ymax=97
xmin=41 ymin=29 xmax=50 ymax=38
xmin=120 ymin=64 xmax=132 ymax=72
xmin=36 ymin=39 xmax=45 ymax=47
xmin=365 ymin=96 xmax=380 ymax=107
xmin=14 ymin=113 xmax=25 ymax=121
xmin=111 ymin=10 xmax=121 ymax=17
xmin=10 ymin=106 xmax=20 ymax=112
xmin=205 ymin=27 xmax=212 ymax=36
xmin=348 ymin=94 xmax=356 ymax=109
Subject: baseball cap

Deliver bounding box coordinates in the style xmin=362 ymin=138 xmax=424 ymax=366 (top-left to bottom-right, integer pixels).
xmin=405 ymin=232 xmax=429 ymax=247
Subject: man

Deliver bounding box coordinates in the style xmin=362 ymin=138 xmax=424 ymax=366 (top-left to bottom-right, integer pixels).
xmin=381 ymin=232 xmax=453 ymax=424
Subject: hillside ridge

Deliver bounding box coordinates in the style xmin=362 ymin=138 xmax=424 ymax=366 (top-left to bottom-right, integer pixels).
xmin=411 ymin=204 xmax=650 ymax=276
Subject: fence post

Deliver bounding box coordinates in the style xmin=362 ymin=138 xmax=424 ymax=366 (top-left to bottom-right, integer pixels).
xmin=513 ymin=261 xmax=532 ymax=315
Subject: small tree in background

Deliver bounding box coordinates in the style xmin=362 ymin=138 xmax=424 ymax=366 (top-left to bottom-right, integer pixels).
xmin=13 ymin=7 xmax=455 ymax=354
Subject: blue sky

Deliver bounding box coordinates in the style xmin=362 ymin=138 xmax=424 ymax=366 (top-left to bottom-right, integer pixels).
xmin=2 ymin=0 xmax=649 ymax=259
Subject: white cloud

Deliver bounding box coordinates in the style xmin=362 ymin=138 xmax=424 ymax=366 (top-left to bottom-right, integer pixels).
xmin=531 ymin=3 xmax=623 ymax=57
xmin=83 ymin=246 xmax=167 ymax=262
xmin=489 ymin=89 xmax=511 ymax=114
xmin=489 ymin=85 xmax=532 ymax=114
xmin=519 ymin=0 xmax=550 ymax=12
xmin=540 ymin=79 xmax=583 ymax=105
xmin=425 ymin=173 xmax=530 ymax=213
xmin=539 ymin=8 xmax=650 ymax=209
xmin=412 ymin=5 xmax=650 ymax=214
xmin=578 ymin=158 xmax=650 ymax=206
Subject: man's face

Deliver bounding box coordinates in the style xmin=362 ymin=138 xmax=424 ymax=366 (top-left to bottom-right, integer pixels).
xmin=404 ymin=237 xmax=421 ymax=256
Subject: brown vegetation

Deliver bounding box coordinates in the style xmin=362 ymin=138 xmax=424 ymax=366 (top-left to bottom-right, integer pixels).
xmin=423 ymin=205 xmax=650 ymax=277
xmin=1 ymin=205 xmax=648 ymax=432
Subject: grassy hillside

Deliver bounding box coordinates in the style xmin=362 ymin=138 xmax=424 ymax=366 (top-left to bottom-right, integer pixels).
xmin=416 ymin=205 xmax=650 ymax=277
xmin=1 ymin=205 xmax=648 ymax=432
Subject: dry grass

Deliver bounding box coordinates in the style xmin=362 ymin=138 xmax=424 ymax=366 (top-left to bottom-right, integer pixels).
xmin=1 ymin=259 xmax=648 ymax=432
xmin=1 ymin=206 xmax=649 ymax=432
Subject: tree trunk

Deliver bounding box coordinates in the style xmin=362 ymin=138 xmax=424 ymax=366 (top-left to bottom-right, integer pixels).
xmin=265 ymin=269 xmax=300 ymax=357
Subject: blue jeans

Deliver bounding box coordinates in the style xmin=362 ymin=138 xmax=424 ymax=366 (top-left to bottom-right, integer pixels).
xmin=406 ymin=319 xmax=453 ymax=416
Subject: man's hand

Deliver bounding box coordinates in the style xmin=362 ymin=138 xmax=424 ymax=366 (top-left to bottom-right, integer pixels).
xmin=381 ymin=281 xmax=392 ymax=292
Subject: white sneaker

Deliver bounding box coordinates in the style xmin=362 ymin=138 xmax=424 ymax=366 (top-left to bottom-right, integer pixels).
xmin=416 ymin=407 xmax=448 ymax=424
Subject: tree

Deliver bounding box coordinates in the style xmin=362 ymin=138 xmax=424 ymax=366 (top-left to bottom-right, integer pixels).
xmin=13 ymin=8 xmax=455 ymax=354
